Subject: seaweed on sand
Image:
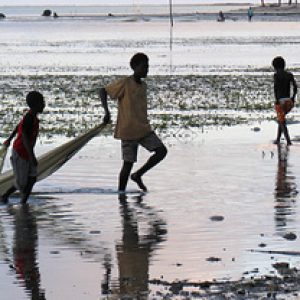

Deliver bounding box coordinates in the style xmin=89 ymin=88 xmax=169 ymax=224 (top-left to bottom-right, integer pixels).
xmin=0 ymin=74 xmax=282 ymax=140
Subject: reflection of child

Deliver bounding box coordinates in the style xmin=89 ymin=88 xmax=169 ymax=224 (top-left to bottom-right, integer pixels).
xmin=272 ymin=56 xmax=298 ymax=145
xmin=1 ymin=91 xmax=45 ymax=204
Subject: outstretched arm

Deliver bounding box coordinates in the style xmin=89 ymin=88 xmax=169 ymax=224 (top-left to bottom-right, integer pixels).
xmin=3 ymin=126 xmax=18 ymax=147
xmin=22 ymin=114 xmax=37 ymax=166
xmin=291 ymin=74 xmax=298 ymax=102
xmin=273 ymin=74 xmax=280 ymax=103
xmin=99 ymin=88 xmax=111 ymax=124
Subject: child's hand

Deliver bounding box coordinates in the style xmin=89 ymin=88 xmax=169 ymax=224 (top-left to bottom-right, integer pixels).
xmin=3 ymin=140 xmax=10 ymax=147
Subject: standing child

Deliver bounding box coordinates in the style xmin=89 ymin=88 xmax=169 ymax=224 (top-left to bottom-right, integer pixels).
xmin=272 ymin=56 xmax=298 ymax=145
xmin=1 ymin=91 xmax=45 ymax=204
xmin=100 ymin=53 xmax=167 ymax=193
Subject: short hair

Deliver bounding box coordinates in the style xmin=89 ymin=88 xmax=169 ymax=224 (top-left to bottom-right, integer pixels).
xmin=272 ymin=56 xmax=285 ymax=70
xmin=130 ymin=53 xmax=148 ymax=70
xmin=26 ymin=91 xmax=44 ymax=109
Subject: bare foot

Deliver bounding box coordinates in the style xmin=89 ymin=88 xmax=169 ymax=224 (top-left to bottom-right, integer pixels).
xmin=131 ymin=173 xmax=148 ymax=192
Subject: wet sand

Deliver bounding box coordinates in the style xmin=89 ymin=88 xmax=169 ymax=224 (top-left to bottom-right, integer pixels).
xmin=1 ymin=121 xmax=300 ymax=299
xmin=1 ymin=10 xmax=300 ymax=299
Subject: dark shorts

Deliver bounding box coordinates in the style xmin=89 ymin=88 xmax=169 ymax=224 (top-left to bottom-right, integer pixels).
xmin=121 ymin=132 xmax=165 ymax=163
xmin=11 ymin=150 xmax=37 ymax=192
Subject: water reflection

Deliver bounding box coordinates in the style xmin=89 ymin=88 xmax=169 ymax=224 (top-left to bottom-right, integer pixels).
xmin=108 ymin=194 xmax=167 ymax=298
xmin=274 ymin=144 xmax=298 ymax=233
xmin=8 ymin=204 xmax=46 ymax=300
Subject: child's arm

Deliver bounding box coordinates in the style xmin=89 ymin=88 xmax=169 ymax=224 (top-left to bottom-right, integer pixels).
xmin=99 ymin=87 xmax=111 ymax=124
xmin=291 ymin=74 xmax=298 ymax=102
xmin=3 ymin=126 xmax=18 ymax=147
xmin=22 ymin=114 xmax=37 ymax=166
xmin=273 ymin=74 xmax=280 ymax=103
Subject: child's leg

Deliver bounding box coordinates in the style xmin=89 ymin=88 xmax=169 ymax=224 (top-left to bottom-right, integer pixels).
xmin=119 ymin=161 xmax=133 ymax=192
xmin=119 ymin=140 xmax=138 ymax=192
xmin=21 ymin=176 xmax=36 ymax=204
xmin=275 ymin=104 xmax=285 ymax=144
xmin=131 ymin=145 xmax=167 ymax=192
xmin=274 ymin=123 xmax=282 ymax=144
xmin=281 ymin=123 xmax=292 ymax=145
xmin=133 ymin=146 xmax=167 ymax=177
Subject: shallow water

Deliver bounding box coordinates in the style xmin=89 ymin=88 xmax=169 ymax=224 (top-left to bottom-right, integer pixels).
xmin=1 ymin=121 xmax=300 ymax=299
xmin=1 ymin=8 xmax=300 ymax=298
xmin=0 ymin=19 xmax=300 ymax=75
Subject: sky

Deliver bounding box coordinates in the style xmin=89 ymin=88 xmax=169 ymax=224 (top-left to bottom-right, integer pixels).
xmin=0 ymin=0 xmax=260 ymax=6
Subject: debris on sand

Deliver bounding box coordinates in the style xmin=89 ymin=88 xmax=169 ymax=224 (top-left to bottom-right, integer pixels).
xmin=252 ymin=126 xmax=261 ymax=132
xmin=283 ymin=232 xmax=297 ymax=241
xmin=206 ymin=256 xmax=222 ymax=262
xmin=149 ymin=263 xmax=300 ymax=299
xmin=210 ymin=215 xmax=224 ymax=221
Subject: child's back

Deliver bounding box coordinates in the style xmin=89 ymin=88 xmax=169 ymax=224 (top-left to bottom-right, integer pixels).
xmin=274 ymin=70 xmax=295 ymax=102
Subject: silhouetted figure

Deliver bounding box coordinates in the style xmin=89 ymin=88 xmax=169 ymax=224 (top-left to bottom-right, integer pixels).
xmin=272 ymin=56 xmax=297 ymax=145
xmin=217 ymin=11 xmax=225 ymax=22
xmin=1 ymin=91 xmax=45 ymax=204
xmin=100 ymin=53 xmax=167 ymax=193
xmin=10 ymin=205 xmax=46 ymax=299
xmin=247 ymin=7 xmax=254 ymax=21
xmin=274 ymin=144 xmax=298 ymax=233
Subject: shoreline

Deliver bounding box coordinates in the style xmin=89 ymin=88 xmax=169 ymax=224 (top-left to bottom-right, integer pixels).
xmin=232 ymin=3 xmax=300 ymax=13
xmin=1 ymin=3 xmax=300 ymax=22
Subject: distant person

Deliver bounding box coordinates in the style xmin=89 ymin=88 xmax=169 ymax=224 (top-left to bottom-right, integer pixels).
xmin=247 ymin=7 xmax=254 ymax=21
xmin=217 ymin=11 xmax=225 ymax=22
xmin=99 ymin=53 xmax=167 ymax=193
xmin=1 ymin=91 xmax=45 ymax=204
xmin=272 ymin=56 xmax=297 ymax=145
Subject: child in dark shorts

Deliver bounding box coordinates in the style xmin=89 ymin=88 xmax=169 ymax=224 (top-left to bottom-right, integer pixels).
xmin=272 ymin=56 xmax=297 ymax=145
xmin=100 ymin=53 xmax=167 ymax=193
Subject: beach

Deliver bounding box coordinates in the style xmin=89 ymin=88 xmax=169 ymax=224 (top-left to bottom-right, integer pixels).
xmin=1 ymin=3 xmax=300 ymax=299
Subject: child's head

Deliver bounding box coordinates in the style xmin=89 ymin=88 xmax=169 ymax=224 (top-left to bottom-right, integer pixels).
xmin=26 ymin=91 xmax=45 ymax=113
xmin=130 ymin=53 xmax=149 ymax=78
xmin=272 ymin=56 xmax=285 ymax=70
